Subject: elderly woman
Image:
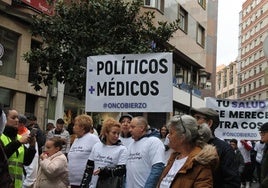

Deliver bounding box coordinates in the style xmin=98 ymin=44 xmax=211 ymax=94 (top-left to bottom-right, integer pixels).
xmin=68 ymin=114 xmax=100 ymax=188
xmin=157 ymin=115 xmax=218 ymax=188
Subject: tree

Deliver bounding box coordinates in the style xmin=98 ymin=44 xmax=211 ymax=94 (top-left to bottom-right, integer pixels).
xmin=24 ymin=0 xmax=179 ymax=99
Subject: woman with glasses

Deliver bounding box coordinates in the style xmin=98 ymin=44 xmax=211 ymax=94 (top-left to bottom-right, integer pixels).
xmin=157 ymin=115 xmax=219 ymax=188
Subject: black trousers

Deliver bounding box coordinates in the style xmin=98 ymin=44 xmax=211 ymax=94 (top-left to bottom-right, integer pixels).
xmin=241 ymin=162 xmax=254 ymax=183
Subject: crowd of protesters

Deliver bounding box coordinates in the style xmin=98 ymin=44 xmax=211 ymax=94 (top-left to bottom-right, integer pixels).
xmin=1 ymin=106 xmax=268 ymax=188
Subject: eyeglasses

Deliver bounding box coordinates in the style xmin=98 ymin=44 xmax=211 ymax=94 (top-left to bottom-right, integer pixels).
xmin=171 ymin=115 xmax=186 ymax=134
xmin=193 ymin=115 xmax=207 ymax=121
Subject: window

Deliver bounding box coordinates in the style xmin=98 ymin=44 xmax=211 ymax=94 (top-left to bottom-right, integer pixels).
xmin=259 ymin=79 xmax=262 ymax=86
xmin=145 ymin=0 xmax=150 ymax=5
xmin=178 ymin=6 xmax=188 ymax=33
xmin=218 ymin=83 xmax=221 ymax=90
xmin=159 ymin=0 xmax=164 ymax=12
xmin=28 ymin=40 xmax=42 ymax=83
xmin=238 ymin=87 xmax=241 ymax=95
xmin=259 ymin=64 xmax=262 ymax=72
xmin=144 ymin=0 xmax=164 ymax=12
xmin=198 ymin=0 xmax=206 ymax=9
xmin=197 ymin=24 xmax=205 ymax=47
xmin=229 ymin=89 xmax=234 ymax=96
xmin=224 ymin=80 xmax=227 ymax=88
xmin=230 ymin=77 xmax=233 ymax=84
xmin=0 ymin=87 xmax=12 ymax=107
xmin=0 ymin=26 xmax=20 ymax=78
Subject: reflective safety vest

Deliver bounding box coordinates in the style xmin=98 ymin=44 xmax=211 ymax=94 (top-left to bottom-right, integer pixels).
xmin=0 ymin=134 xmax=24 ymax=188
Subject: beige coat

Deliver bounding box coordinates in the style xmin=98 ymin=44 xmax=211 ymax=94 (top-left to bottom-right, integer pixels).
xmin=34 ymin=151 xmax=69 ymax=188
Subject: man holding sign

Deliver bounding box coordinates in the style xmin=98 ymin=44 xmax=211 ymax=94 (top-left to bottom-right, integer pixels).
xmin=191 ymin=107 xmax=240 ymax=188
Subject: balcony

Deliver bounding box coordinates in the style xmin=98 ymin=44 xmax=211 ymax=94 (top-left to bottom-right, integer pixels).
xmin=172 ymin=77 xmax=205 ymax=109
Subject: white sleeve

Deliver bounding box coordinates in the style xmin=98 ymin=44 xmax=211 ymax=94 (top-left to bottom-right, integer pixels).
xmin=117 ymin=146 xmax=128 ymax=165
xmin=65 ymin=133 xmax=71 ymax=153
xmin=149 ymin=137 xmax=165 ymax=165
xmin=23 ymin=143 xmax=39 ymax=188
xmin=46 ymin=130 xmax=54 ymax=139
xmin=88 ymin=143 xmax=97 ymax=161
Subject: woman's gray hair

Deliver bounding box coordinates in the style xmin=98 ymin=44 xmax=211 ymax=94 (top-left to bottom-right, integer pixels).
xmin=198 ymin=123 xmax=213 ymax=143
xmin=168 ymin=114 xmax=200 ymax=146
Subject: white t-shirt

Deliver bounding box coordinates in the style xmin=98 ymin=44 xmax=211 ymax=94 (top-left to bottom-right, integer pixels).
xmin=126 ymin=136 xmax=165 ymax=188
xmin=159 ymin=157 xmax=188 ymax=188
xmin=254 ymin=141 xmax=265 ymax=163
xmin=163 ymin=137 xmax=174 ymax=165
xmin=88 ymin=142 xmax=128 ymax=188
xmin=68 ymin=133 xmax=100 ymax=186
xmin=23 ymin=130 xmax=39 ymax=188
xmin=119 ymin=136 xmax=134 ymax=149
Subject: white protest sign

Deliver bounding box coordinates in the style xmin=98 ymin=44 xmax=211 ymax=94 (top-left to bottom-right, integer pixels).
xmin=205 ymin=97 xmax=268 ymax=140
xmin=86 ymin=53 xmax=173 ymax=112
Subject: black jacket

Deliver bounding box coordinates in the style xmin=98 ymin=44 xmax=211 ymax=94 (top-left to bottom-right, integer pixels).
xmin=30 ymin=124 xmax=46 ymax=155
xmin=0 ymin=142 xmax=13 ymax=188
xmin=1 ymin=126 xmax=36 ymax=166
xmin=261 ymin=144 xmax=268 ymax=188
xmin=208 ymin=137 xmax=241 ymax=188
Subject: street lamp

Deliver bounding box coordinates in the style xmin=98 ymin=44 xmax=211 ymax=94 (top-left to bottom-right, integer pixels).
xmin=175 ymin=72 xmax=183 ymax=87
xmin=199 ymin=70 xmax=208 ymax=89
xmin=189 ymin=68 xmax=208 ymax=114
xmin=189 ymin=66 xmax=193 ymax=114
xmin=175 ymin=66 xmax=208 ymax=114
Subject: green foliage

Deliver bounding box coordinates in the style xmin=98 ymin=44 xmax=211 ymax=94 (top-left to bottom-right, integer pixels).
xmin=24 ymin=0 xmax=179 ymax=99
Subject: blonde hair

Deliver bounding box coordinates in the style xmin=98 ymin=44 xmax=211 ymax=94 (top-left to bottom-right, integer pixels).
xmin=74 ymin=114 xmax=93 ymax=133
xmin=100 ymin=117 xmax=121 ymax=137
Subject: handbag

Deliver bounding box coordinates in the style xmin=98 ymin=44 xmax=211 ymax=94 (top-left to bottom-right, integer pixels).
xmin=96 ymin=175 xmax=124 ymax=188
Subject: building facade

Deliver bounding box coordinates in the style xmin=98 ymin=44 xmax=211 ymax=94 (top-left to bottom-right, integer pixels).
xmin=153 ymin=0 xmax=218 ymax=118
xmin=238 ymin=0 xmax=268 ymax=100
xmin=0 ymin=0 xmax=218 ymax=129
xmin=0 ymin=0 xmax=49 ymax=130
xmin=216 ymin=61 xmax=238 ymax=99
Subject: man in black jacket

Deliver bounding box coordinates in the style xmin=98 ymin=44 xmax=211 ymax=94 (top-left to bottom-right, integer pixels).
xmin=191 ymin=107 xmax=241 ymax=188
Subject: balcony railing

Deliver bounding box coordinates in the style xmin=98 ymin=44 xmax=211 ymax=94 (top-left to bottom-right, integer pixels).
xmin=173 ymin=77 xmax=202 ymax=97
